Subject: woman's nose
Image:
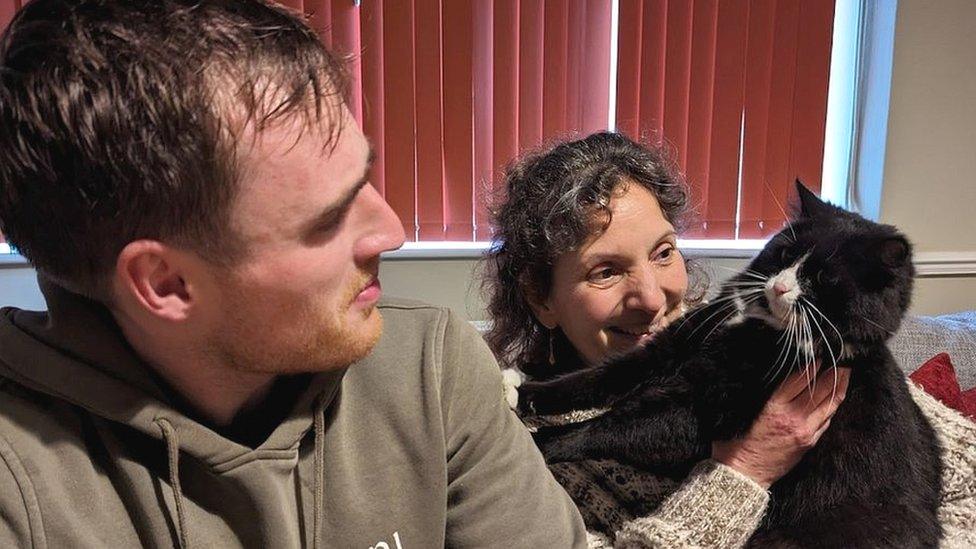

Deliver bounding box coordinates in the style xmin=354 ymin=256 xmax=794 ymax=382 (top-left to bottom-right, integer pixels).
xmin=625 ymin=268 xmax=667 ymax=314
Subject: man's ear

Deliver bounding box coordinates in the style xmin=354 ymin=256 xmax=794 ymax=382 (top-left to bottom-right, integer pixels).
xmin=114 ymin=240 xmax=194 ymax=322
xmin=523 ymin=284 xmax=559 ymax=330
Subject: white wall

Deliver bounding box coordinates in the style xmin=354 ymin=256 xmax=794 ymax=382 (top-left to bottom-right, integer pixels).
xmin=0 ymin=266 xmax=46 ymax=311
xmin=877 ymin=0 xmax=976 ymax=315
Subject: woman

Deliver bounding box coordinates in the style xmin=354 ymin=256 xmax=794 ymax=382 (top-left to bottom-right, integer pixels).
xmin=483 ymin=132 xmax=975 ymax=547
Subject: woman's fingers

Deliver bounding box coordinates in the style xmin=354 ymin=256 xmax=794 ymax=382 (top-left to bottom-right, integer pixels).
xmin=805 ymin=367 xmax=851 ymax=425
xmin=799 ymin=365 xmax=851 ymax=406
xmin=771 ymin=366 xmax=820 ymax=402
xmin=810 ymin=417 xmax=832 ymax=444
xmin=713 ymin=362 xmax=852 ymax=487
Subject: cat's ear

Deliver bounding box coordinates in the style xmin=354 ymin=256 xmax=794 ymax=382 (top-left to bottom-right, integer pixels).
xmin=879 ymin=237 xmax=911 ymax=268
xmin=795 ymin=179 xmax=830 ymax=219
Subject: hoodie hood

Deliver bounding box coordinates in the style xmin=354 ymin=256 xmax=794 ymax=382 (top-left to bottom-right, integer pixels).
xmin=0 ymin=282 xmax=589 ymax=548
xmin=0 ymin=276 xmax=344 ymax=471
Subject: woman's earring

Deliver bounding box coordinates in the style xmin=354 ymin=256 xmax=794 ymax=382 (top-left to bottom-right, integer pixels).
xmin=548 ymin=329 xmax=556 ymax=366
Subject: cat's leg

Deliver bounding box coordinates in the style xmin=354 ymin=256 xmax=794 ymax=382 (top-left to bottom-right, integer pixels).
xmin=517 ymin=353 xmax=665 ymax=416
xmin=517 ymin=375 xmax=609 ymax=416
xmin=532 ymin=403 xmax=706 ymax=474
xmin=747 ymin=503 xmax=940 ymax=549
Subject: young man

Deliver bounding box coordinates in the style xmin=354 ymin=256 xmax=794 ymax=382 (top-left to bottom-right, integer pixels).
xmin=0 ymin=0 xmax=587 ymax=546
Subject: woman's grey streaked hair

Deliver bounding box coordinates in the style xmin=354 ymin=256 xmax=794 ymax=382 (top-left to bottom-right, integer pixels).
xmin=481 ymin=131 xmax=706 ymax=376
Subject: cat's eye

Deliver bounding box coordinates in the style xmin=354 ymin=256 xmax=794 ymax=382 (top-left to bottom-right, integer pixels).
xmin=779 ymin=247 xmax=795 ymax=264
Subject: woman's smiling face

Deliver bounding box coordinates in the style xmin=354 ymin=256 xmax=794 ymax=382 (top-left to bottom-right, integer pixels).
xmin=532 ymin=182 xmax=688 ymax=365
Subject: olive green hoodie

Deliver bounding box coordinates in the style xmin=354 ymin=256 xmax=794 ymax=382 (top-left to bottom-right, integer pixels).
xmin=0 ymin=280 xmax=587 ymax=548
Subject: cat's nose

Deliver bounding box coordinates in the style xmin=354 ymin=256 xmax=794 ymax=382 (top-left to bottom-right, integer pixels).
xmin=773 ymin=281 xmax=791 ymax=296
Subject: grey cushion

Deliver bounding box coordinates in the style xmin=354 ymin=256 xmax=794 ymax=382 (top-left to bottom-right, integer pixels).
xmin=890 ymin=312 xmax=976 ymax=389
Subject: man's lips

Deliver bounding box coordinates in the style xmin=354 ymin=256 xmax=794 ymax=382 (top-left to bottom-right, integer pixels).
xmin=355 ymin=277 xmax=381 ymax=304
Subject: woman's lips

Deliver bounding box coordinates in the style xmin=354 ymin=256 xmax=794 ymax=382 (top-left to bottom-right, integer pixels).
xmin=608 ymin=322 xmax=668 ymax=346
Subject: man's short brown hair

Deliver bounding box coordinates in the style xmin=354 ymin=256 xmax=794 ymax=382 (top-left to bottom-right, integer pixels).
xmin=0 ymin=0 xmax=348 ymax=298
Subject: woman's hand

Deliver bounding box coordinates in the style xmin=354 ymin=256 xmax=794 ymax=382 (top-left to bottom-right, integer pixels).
xmin=711 ymin=365 xmax=851 ymax=488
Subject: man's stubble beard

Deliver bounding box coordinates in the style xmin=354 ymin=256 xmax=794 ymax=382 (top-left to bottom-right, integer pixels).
xmin=210 ymin=275 xmax=383 ymax=375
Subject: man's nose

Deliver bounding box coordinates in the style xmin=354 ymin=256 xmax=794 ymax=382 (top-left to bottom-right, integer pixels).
xmin=355 ymin=183 xmax=407 ymax=261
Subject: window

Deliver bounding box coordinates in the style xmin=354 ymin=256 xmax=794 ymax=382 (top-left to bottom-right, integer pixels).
xmin=0 ymin=0 xmax=868 ymax=257
xmin=304 ymin=0 xmax=844 ymax=250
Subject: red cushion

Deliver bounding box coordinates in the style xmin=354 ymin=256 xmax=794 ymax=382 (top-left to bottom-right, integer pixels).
xmin=960 ymin=387 xmax=976 ymax=420
xmin=910 ymin=353 xmax=976 ymax=422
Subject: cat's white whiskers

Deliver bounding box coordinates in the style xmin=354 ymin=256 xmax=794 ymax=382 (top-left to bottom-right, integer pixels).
xmin=740 ymin=269 xmax=770 ymax=281
xmin=789 ymin=308 xmax=806 ymax=386
xmin=855 ymin=313 xmax=897 ymax=336
xmin=678 ymin=301 xmax=740 ymax=336
xmin=767 ymin=309 xmax=799 ymax=383
xmin=702 ymin=294 xmax=763 ymax=344
xmin=686 ymin=297 xmax=754 ymax=340
xmin=801 ymin=297 xmax=846 ymax=358
xmin=798 ymin=310 xmax=813 ymax=395
xmin=722 ymin=280 xmax=767 ymax=288
xmin=766 ymin=184 xmax=797 ymax=243
xmin=676 ymin=289 xmax=763 ymax=332
xmin=802 ymin=310 xmax=818 ymax=398
xmin=716 ymin=265 xmax=768 ymax=283
xmin=800 ymin=298 xmax=847 ymax=404
xmin=805 ymin=302 xmax=840 ymax=402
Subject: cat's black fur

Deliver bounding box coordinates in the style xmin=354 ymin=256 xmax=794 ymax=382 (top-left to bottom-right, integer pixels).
xmin=517 ymin=182 xmax=942 ymax=548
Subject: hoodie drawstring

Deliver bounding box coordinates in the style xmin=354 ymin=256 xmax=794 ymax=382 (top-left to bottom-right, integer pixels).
xmin=312 ymin=398 xmax=326 ymax=549
xmin=155 ymin=418 xmax=190 ymax=549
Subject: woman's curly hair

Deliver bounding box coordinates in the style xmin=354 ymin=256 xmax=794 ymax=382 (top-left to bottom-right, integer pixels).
xmin=481 ymin=132 xmax=706 ymax=374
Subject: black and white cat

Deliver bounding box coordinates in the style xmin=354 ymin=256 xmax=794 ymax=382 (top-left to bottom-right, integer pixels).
xmin=517 ymin=182 xmax=942 ymax=548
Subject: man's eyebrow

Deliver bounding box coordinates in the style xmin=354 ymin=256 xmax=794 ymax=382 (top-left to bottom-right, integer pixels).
xmin=305 ymin=146 xmax=375 ymax=233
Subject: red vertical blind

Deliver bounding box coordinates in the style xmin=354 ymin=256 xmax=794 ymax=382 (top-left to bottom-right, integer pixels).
xmin=616 ymin=0 xmax=835 ymax=238
xmin=0 ymin=0 xmax=835 ymax=248
xmin=284 ymin=0 xmax=614 ymax=242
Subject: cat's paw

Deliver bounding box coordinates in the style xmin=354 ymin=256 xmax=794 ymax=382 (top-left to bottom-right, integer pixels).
xmin=501 ymin=368 xmax=525 ymax=410
xmin=515 ymin=381 xmax=544 ymax=416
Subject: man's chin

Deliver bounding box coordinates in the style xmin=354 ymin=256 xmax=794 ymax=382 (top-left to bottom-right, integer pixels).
xmin=308 ymin=310 xmax=383 ymax=372
xmin=219 ymin=310 xmax=384 ymax=375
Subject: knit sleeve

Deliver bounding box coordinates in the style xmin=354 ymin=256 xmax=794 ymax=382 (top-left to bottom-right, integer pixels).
xmin=614 ymin=459 xmax=769 ymax=548
xmin=907 ymin=382 xmax=976 ymax=547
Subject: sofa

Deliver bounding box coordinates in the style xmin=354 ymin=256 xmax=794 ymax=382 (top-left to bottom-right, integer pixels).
xmin=891 ymin=311 xmax=976 ymax=389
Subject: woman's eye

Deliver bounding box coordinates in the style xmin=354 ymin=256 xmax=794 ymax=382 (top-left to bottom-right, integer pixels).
xmin=587 ymin=267 xmax=621 ymax=285
xmin=654 ymin=245 xmax=677 ymax=263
